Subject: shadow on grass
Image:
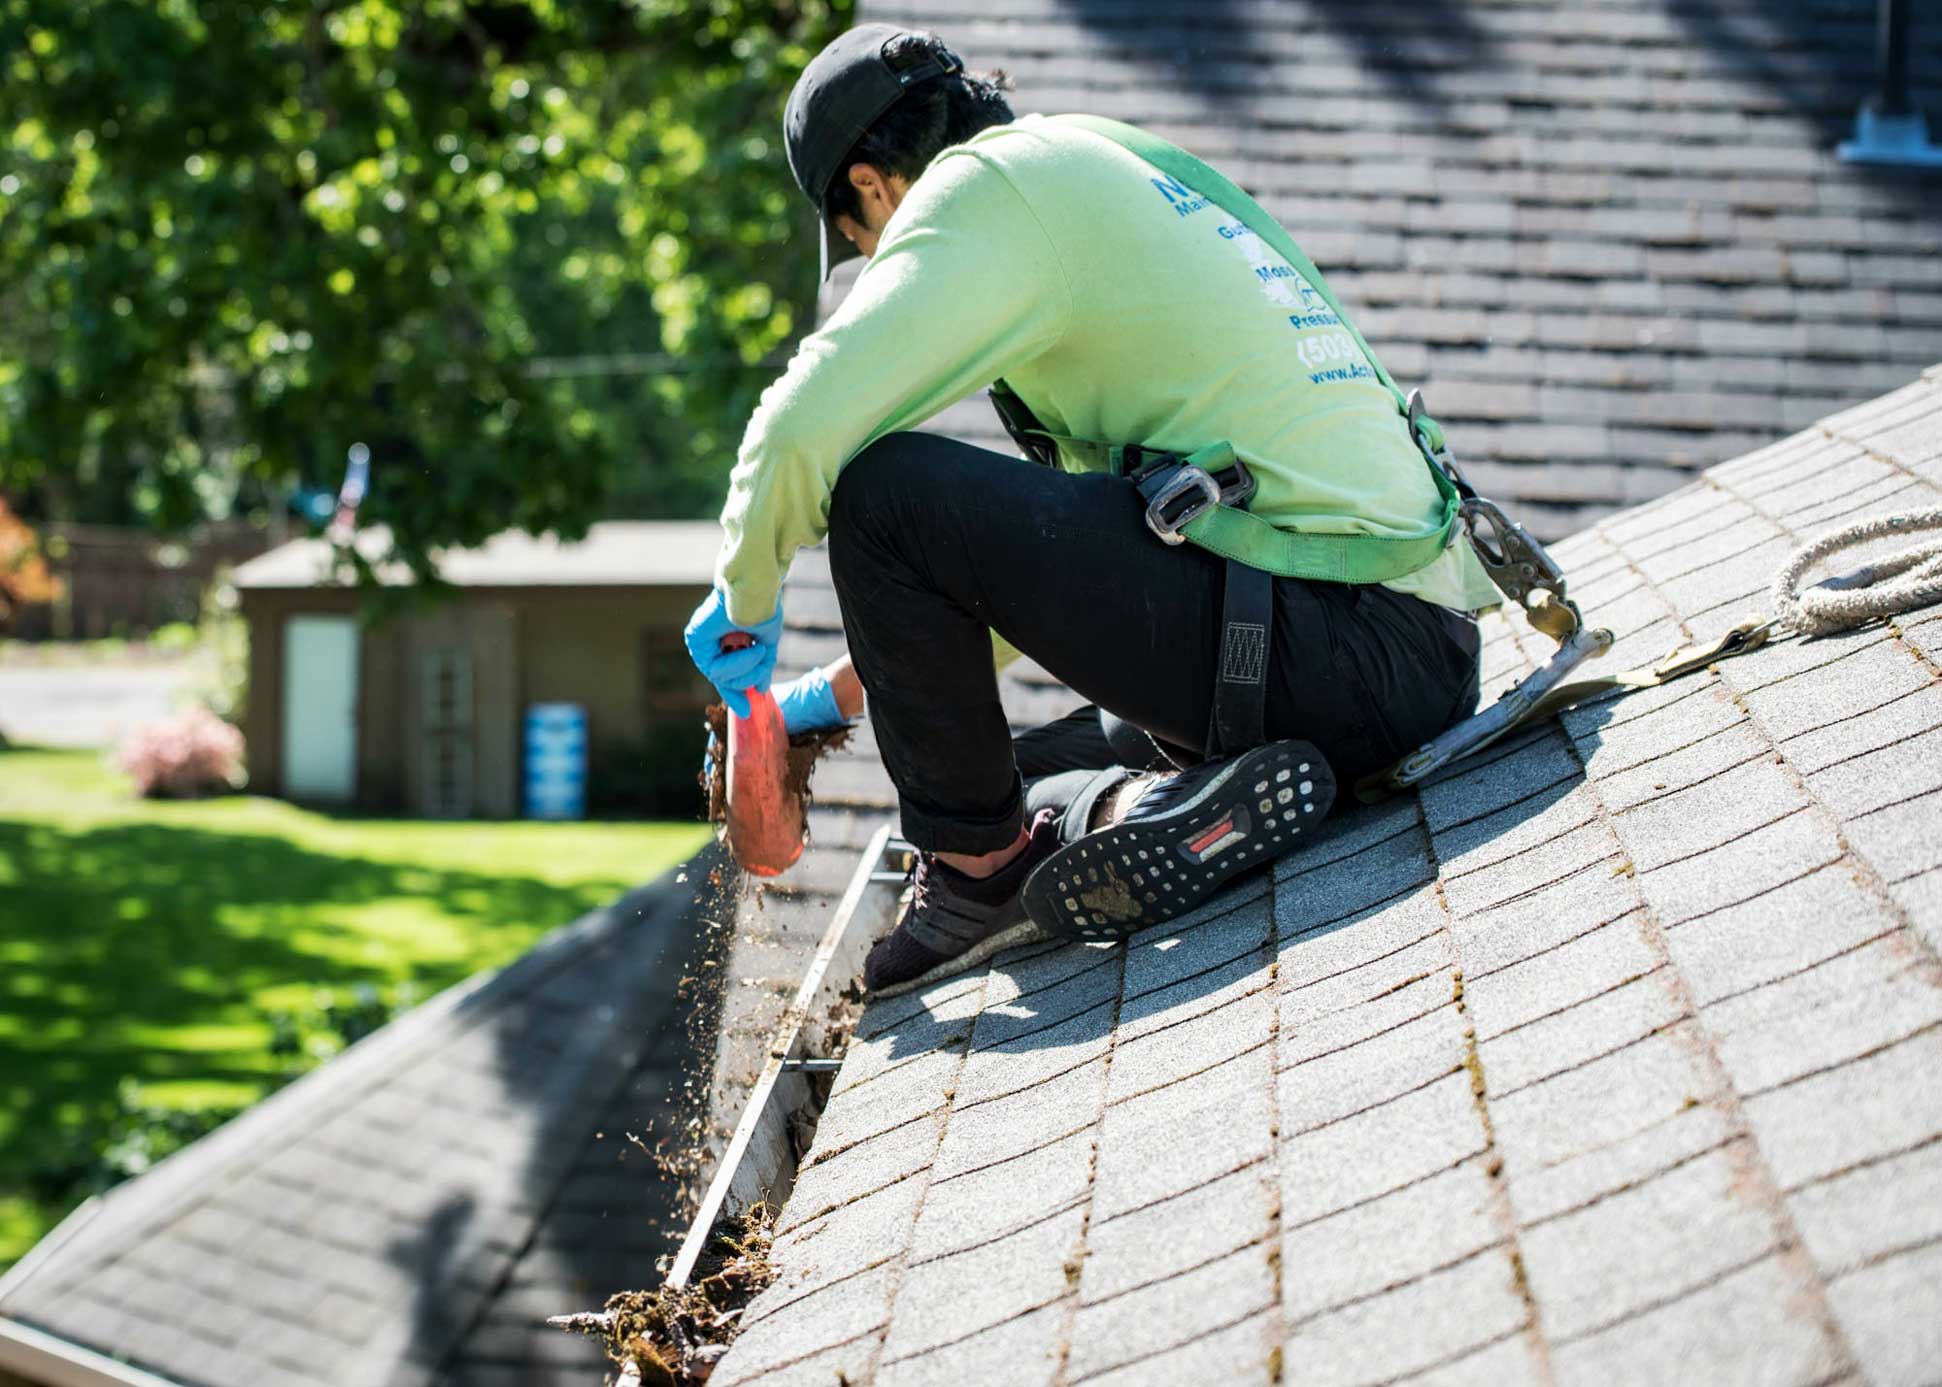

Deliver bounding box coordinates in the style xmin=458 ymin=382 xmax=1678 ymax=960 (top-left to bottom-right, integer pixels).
xmin=0 ymin=815 xmax=630 ymax=1194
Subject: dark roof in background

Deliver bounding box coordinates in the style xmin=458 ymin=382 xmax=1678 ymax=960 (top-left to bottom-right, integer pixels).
xmin=0 ymin=858 xmax=723 ymax=1387
xmin=706 ymin=366 xmax=1942 ymax=1386
xmin=839 ymin=0 xmax=1942 ymax=538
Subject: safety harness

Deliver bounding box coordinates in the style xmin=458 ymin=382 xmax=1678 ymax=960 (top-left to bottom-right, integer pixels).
xmin=990 ymin=114 xmax=1615 ymax=782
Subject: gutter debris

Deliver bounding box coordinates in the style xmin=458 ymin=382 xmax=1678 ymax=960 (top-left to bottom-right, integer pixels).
xmin=546 ymin=725 xmax=887 ymax=1385
xmin=702 ymin=702 xmax=854 ymax=831
xmin=550 ymin=1204 xmax=778 ymax=1387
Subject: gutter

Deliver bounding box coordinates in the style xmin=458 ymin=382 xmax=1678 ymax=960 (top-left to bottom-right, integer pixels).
xmin=666 ymin=824 xmax=904 ymax=1287
xmin=0 ymin=1318 xmax=182 ymax=1387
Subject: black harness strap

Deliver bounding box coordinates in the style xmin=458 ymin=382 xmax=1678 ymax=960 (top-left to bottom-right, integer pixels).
xmin=989 ymin=380 xmax=1059 ymax=468
xmin=1211 ymin=558 xmax=1271 ymax=757
xmin=988 ymin=382 xmax=1277 ymax=760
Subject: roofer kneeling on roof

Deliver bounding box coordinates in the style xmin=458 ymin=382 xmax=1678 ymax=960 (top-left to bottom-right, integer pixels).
xmin=684 ymin=25 xmax=1499 ymax=997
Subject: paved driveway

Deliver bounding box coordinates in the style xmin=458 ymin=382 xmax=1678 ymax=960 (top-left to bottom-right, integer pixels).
xmin=0 ymin=660 xmax=199 ymax=748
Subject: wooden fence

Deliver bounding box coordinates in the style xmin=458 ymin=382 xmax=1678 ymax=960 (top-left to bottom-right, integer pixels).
xmin=5 ymin=522 xmax=275 ymax=641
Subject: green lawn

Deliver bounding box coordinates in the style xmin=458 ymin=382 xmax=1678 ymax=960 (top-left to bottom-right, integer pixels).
xmin=0 ymin=745 xmax=711 ymax=1269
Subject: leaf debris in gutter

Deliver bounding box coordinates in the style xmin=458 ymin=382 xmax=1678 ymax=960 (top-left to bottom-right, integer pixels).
xmin=551 ymin=1203 xmax=779 ymax=1386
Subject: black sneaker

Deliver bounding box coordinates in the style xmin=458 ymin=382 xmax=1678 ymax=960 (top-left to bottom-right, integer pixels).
xmin=865 ymin=810 xmax=1062 ymax=997
xmin=1021 ymin=741 xmax=1334 ymax=942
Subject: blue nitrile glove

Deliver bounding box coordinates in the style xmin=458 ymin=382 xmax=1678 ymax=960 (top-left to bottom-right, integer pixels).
xmin=683 ymin=588 xmax=784 ymax=719
xmin=773 ymin=667 xmax=852 ymax=734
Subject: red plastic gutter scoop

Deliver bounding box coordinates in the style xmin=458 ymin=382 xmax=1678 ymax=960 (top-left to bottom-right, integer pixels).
xmin=725 ymin=687 xmax=806 ymax=877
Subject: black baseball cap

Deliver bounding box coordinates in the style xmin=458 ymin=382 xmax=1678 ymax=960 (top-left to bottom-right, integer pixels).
xmin=783 ymin=24 xmax=962 ymax=281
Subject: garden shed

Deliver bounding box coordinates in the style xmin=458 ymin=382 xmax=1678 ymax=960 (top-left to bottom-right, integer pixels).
xmin=231 ymin=521 xmax=718 ymax=819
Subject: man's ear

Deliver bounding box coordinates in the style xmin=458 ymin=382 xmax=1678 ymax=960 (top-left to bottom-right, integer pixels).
xmin=847 ymin=162 xmax=891 ymax=212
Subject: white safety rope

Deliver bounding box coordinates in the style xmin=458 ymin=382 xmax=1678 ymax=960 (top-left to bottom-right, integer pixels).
xmin=1771 ymin=507 xmax=1942 ymax=637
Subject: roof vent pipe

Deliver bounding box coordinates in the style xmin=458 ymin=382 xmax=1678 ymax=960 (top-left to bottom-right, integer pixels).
xmin=1840 ymin=0 xmax=1942 ymax=168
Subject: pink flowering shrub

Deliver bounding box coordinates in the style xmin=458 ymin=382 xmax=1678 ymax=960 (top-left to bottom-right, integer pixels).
xmin=116 ymin=707 xmax=246 ymax=798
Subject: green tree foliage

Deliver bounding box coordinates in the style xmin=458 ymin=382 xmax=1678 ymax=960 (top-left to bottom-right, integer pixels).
xmin=0 ymin=0 xmax=844 ymax=572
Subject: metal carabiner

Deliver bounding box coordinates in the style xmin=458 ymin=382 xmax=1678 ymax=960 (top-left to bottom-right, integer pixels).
xmin=1145 ymin=467 xmax=1223 ymax=546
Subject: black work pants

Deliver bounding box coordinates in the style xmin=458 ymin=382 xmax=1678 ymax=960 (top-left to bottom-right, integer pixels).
xmin=826 ymin=432 xmax=1482 ymax=854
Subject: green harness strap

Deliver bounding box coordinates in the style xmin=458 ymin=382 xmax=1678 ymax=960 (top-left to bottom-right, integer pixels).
xmin=1011 ymin=113 xmax=1464 ymax=586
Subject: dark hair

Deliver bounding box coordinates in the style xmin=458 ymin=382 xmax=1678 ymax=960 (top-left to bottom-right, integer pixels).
xmin=821 ymin=32 xmax=1014 ymax=225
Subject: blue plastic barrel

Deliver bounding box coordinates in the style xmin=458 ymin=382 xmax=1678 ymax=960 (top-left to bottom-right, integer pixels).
xmin=524 ymin=703 xmax=588 ymax=820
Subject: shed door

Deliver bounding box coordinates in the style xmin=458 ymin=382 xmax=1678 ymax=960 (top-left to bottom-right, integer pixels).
xmin=282 ymin=615 xmax=359 ymax=803
xmin=417 ymin=644 xmax=475 ymax=819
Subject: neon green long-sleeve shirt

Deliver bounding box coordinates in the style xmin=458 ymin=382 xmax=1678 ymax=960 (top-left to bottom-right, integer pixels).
xmin=715 ymin=114 xmax=1499 ymax=627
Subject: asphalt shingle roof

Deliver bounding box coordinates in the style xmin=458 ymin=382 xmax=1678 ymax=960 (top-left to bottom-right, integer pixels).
xmin=0 ymin=865 xmax=721 ymax=1387
xmin=690 ymin=6 xmax=1942 ymax=1376
xmin=708 ymin=363 xmax=1942 ymax=1386
xmin=700 ymin=0 xmax=1942 ymax=1224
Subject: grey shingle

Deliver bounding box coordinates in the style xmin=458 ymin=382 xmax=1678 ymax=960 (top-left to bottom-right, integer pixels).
xmin=955 ymin=1023 xmax=1109 ymax=1116
xmin=1280 ymin=1072 xmax=1488 ymax=1227
xmin=1118 ymin=934 xmax=1272 ymax=1045
xmin=911 ymin=1129 xmax=1091 ymax=1262
xmin=1066 ymin=1241 xmax=1275 ymax=1381
xmin=1738 ymin=638 xmax=1936 ymax=743
xmin=1702 ymin=933 xmax=1942 ymax=1095
xmin=1109 ymin=984 xmax=1272 ymax=1104
xmin=1664 ymin=862 xmax=1895 ymax=1006
xmin=1121 ymin=890 xmax=1272 ymax=1006
xmin=874 ymin=1300 xmax=1065 ymax=1387
xmin=1278 ymin=892 xmax=1446 ymax=994
xmin=1442 ymin=817 xmax=1622 ymax=919
xmin=1547 ymin=1256 xmax=1841 ymax=1387
xmin=1401 ymin=1334 xmax=1546 ymax=1387
xmin=930 ymin=1056 xmax=1106 ymax=1181
xmin=1463 ymin=915 xmax=1659 ymax=1041
xmin=1789 ymin=1137 xmax=1942 ymax=1282
xmin=783 ymin=1113 xmax=945 ymax=1233
xmin=1845 ymin=786 xmax=1942 ymax=885
xmin=1489 ymin=1025 xmax=1724 ymax=1225
xmin=1092 ymin=1044 xmax=1274 ymax=1219
xmin=713 ymin=1264 xmax=895 ymax=1387
xmin=880 ymin=1206 xmax=1083 ymax=1362
xmin=754 ymin=1174 xmax=924 ymax=1315
xmin=1277 ymin=1002 xmax=1469 ymax=1135
xmin=1281 ymin=1249 xmax=1529 ymax=1387
xmin=1071 ymin=1309 xmax=1277 ymax=1387
xmin=1279 ymin=934 xmax=1455 ymax=1064
xmin=1281 ymin=1161 xmax=1501 ymax=1323
xmin=1796 ymin=689 xmax=1942 ymax=789
xmin=1081 ymin=1161 xmax=1274 ymax=1306
xmin=971 ymin=955 xmax=1121 ymax=1050
xmin=1519 ymin=1144 xmax=1779 ymax=1340
xmin=1632 ymin=803 xmax=1846 ymax=926
xmin=1481 ymin=974 xmax=1686 ymax=1096
xmin=1742 ymin=1027 xmax=1942 ymax=1190
xmin=806 ymin=1044 xmax=959 ymax=1155
xmin=1592 ymin=718 xmax=1766 ymax=812
xmin=1826 ymin=1242 xmax=1942 ymax=1387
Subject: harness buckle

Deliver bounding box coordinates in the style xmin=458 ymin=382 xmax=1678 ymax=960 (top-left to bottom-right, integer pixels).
xmin=1145 ymin=467 xmax=1223 ymax=545
xmin=1462 ymin=495 xmax=1584 ymax=641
